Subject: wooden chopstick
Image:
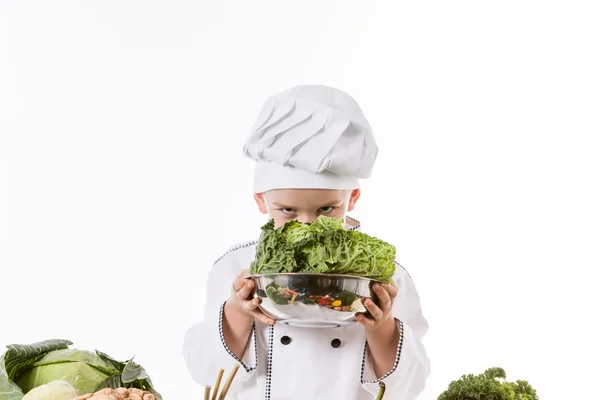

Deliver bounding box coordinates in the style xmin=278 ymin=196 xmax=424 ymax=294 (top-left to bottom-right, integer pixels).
xmin=204 ymin=385 xmax=211 ymax=400
xmin=211 ymin=368 xmax=225 ymax=400
xmin=218 ymin=364 xmax=240 ymax=400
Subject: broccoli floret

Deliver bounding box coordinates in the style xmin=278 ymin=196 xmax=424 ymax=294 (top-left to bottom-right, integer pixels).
xmin=438 ymin=367 xmax=538 ymax=400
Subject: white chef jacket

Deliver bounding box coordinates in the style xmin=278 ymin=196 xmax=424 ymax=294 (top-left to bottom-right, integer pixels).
xmin=183 ymin=217 xmax=430 ymax=399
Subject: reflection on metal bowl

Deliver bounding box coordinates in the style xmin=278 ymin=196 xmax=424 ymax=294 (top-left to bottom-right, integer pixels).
xmin=246 ymin=273 xmax=379 ymax=328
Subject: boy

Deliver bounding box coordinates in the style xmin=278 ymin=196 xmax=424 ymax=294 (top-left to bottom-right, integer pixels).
xmin=183 ymin=85 xmax=430 ymax=399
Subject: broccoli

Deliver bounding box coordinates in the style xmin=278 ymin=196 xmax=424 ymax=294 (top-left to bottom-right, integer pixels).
xmin=438 ymin=367 xmax=538 ymax=400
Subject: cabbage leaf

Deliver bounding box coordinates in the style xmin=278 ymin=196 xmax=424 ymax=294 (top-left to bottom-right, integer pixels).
xmin=0 ymin=375 xmax=23 ymax=400
xmin=250 ymin=216 xmax=396 ymax=283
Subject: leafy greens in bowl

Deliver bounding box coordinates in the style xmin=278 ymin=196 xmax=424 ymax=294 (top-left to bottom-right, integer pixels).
xmin=249 ymin=216 xmax=396 ymax=283
xmin=248 ymin=216 xmax=398 ymax=327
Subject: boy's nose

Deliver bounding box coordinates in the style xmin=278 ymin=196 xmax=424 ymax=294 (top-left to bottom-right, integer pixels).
xmin=295 ymin=214 xmax=318 ymax=224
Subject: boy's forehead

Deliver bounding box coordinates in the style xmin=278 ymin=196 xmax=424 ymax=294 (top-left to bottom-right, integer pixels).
xmin=265 ymin=189 xmax=347 ymax=206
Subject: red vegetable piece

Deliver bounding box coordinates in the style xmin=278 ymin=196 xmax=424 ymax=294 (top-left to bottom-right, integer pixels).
xmin=318 ymin=298 xmax=330 ymax=306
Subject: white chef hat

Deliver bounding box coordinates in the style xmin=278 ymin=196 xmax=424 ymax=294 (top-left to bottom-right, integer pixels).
xmin=243 ymin=85 xmax=378 ymax=193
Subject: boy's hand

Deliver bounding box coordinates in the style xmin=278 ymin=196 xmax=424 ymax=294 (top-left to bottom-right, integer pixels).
xmin=356 ymin=281 xmax=399 ymax=331
xmin=226 ymin=269 xmax=275 ymax=326
xmin=357 ymin=280 xmax=401 ymax=378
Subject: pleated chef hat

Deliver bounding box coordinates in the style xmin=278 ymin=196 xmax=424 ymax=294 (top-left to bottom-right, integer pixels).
xmin=243 ymin=85 xmax=378 ymax=193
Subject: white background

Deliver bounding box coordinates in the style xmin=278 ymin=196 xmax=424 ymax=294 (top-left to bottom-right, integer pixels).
xmin=1 ymin=1 xmax=599 ymax=399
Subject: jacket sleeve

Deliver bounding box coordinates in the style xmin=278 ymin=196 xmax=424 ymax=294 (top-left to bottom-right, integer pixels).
xmin=182 ymin=244 xmax=259 ymax=390
xmin=360 ymin=263 xmax=431 ymax=399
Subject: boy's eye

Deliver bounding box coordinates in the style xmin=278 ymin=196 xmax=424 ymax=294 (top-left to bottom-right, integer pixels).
xmin=278 ymin=207 xmax=334 ymax=215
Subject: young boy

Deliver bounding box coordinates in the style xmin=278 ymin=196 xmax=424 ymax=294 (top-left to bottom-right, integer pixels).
xmin=183 ymin=85 xmax=430 ymax=399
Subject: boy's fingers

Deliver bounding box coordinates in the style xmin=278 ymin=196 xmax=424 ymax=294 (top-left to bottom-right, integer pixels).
xmin=233 ymin=270 xmax=251 ymax=290
xmin=372 ymin=284 xmax=392 ymax=311
xmin=242 ymin=296 xmax=263 ymax=310
xmin=251 ymin=310 xmax=276 ymax=325
xmin=232 ymin=276 xmax=247 ymax=292
xmin=242 ymin=298 xmax=275 ymax=325
xmin=236 ymin=280 xmax=255 ymax=300
xmin=364 ymin=298 xmax=383 ymax=319
xmin=232 ymin=279 xmax=244 ymax=292
xmin=384 ymin=283 xmax=398 ymax=299
xmin=356 ymin=313 xmax=375 ymax=327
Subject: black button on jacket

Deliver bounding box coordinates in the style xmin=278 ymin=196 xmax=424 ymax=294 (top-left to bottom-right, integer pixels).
xmin=280 ymin=336 xmax=292 ymax=345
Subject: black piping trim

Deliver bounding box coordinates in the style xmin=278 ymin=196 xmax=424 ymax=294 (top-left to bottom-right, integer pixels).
xmin=218 ymin=302 xmax=257 ymax=373
xmin=214 ymin=240 xmax=258 ymax=265
xmin=360 ymin=319 xmax=404 ymax=384
xmin=394 ymin=261 xmax=412 ymax=281
xmin=265 ymin=324 xmax=274 ymax=400
xmin=346 ymin=215 xmax=361 ymax=231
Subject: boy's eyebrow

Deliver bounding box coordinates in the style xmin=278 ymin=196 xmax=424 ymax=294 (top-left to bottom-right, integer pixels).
xmin=271 ymin=200 xmax=344 ymax=209
xmin=322 ymin=200 xmax=345 ymax=207
xmin=270 ymin=203 xmax=288 ymax=208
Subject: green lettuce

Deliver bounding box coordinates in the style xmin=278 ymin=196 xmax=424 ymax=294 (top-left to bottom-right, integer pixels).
xmin=0 ymin=339 xmax=161 ymax=400
xmin=250 ymin=216 xmax=396 ymax=283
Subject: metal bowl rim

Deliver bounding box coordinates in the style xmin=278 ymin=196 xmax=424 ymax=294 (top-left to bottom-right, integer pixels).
xmin=244 ymin=272 xmax=384 ymax=283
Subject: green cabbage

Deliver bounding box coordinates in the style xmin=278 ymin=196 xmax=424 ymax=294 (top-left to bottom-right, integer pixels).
xmin=0 ymin=375 xmax=23 ymax=400
xmin=250 ymin=216 xmax=397 ymax=283
xmin=21 ymin=381 xmax=78 ymax=400
xmin=0 ymin=339 xmax=161 ymax=400
xmin=17 ymin=349 xmax=118 ymax=395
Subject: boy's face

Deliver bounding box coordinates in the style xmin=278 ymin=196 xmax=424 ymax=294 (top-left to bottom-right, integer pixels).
xmin=254 ymin=188 xmax=361 ymax=228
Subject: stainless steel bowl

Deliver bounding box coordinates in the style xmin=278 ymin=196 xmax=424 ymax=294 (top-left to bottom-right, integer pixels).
xmin=246 ymin=273 xmax=380 ymax=328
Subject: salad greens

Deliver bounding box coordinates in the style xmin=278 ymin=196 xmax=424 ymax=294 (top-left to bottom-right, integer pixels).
xmin=0 ymin=339 xmax=161 ymax=400
xmin=250 ymin=216 xmax=396 ymax=283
